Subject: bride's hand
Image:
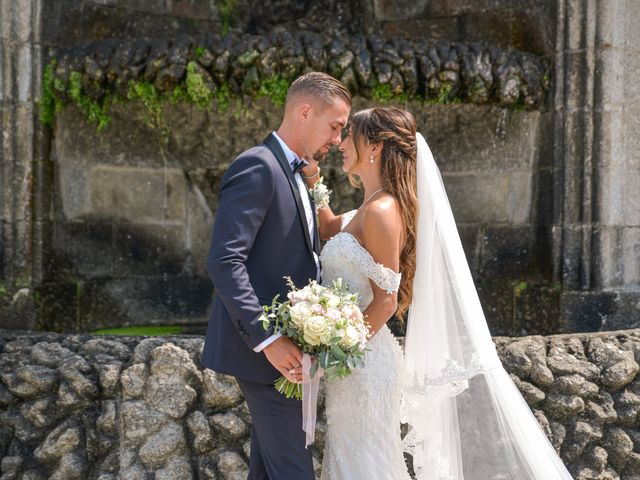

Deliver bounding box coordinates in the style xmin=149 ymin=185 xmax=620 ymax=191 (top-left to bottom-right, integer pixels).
xmin=301 ymin=156 xmax=320 ymax=186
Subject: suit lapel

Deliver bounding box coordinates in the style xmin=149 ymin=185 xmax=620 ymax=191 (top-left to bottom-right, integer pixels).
xmin=262 ymin=133 xmax=315 ymax=256
xmin=310 ymin=199 xmax=321 ymax=256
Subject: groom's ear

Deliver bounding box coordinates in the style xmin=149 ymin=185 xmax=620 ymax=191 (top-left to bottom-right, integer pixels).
xmin=298 ymin=103 xmax=312 ymax=122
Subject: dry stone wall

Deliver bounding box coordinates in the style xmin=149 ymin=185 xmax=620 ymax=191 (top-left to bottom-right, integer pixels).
xmin=1 ymin=328 xmax=640 ymax=479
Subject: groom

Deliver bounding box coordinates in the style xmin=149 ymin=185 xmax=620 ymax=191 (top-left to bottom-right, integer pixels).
xmin=201 ymin=72 xmax=351 ymax=479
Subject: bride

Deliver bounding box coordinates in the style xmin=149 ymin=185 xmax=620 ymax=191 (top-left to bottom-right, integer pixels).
xmin=302 ymin=107 xmax=573 ymax=479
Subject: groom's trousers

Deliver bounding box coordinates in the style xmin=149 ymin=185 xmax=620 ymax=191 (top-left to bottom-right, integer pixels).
xmin=236 ymin=377 xmax=315 ymax=480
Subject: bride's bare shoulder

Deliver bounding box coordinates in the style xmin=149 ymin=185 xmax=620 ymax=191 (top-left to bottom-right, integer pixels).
xmin=360 ymin=194 xmax=403 ymax=249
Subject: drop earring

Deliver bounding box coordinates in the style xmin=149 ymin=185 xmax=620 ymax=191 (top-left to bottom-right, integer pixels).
xmin=369 ymin=155 xmax=375 ymax=163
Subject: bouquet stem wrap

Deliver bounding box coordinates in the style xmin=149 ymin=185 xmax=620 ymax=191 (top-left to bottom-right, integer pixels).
xmin=301 ymin=353 xmax=324 ymax=448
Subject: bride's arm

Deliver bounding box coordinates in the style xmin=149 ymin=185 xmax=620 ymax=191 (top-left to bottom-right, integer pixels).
xmin=359 ymin=198 xmax=403 ymax=335
xmin=301 ymin=164 xmax=343 ymax=240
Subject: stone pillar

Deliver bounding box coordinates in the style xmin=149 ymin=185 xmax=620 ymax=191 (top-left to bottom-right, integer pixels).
xmin=553 ymin=0 xmax=640 ymax=331
xmin=0 ymin=0 xmax=44 ymax=328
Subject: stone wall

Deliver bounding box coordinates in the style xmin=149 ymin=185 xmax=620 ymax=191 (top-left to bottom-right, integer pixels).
xmin=44 ymin=94 xmax=549 ymax=335
xmin=1 ymin=328 xmax=640 ymax=479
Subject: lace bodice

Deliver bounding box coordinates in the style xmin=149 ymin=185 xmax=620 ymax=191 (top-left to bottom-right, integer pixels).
xmin=319 ymin=209 xmax=402 ymax=311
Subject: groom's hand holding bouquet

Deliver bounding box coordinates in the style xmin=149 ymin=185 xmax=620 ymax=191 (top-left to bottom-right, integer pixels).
xmin=261 ymin=277 xmax=369 ymax=399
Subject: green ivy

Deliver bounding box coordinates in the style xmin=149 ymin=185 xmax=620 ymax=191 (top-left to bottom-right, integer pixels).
xmin=38 ymin=62 xmax=65 ymax=125
xmin=68 ymin=71 xmax=112 ymax=132
xmin=127 ymin=80 xmax=163 ymax=128
xmin=215 ymin=82 xmax=234 ymax=112
xmin=257 ymin=75 xmax=289 ymax=106
xmin=424 ymin=83 xmax=459 ymax=105
xmin=370 ymin=82 xmax=408 ymax=102
xmin=185 ymin=61 xmax=214 ymax=108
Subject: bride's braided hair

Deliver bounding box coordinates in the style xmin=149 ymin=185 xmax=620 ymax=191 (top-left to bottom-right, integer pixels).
xmin=349 ymin=107 xmax=418 ymax=321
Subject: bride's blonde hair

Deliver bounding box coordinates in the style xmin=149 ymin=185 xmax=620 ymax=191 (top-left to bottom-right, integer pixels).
xmin=348 ymin=107 xmax=418 ymax=321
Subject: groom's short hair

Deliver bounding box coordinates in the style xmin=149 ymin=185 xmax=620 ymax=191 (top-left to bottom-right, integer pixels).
xmin=286 ymin=72 xmax=352 ymax=110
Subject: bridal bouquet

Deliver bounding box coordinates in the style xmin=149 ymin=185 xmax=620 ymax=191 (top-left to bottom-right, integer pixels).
xmin=260 ymin=277 xmax=369 ymax=400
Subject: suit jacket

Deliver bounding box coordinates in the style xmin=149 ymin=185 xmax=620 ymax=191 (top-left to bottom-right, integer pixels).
xmin=201 ymin=133 xmax=321 ymax=383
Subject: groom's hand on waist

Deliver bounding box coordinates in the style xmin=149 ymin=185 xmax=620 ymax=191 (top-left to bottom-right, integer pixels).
xmin=263 ymin=337 xmax=303 ymax=384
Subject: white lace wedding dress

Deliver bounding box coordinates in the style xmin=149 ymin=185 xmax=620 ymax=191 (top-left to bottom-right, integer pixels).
xmin=319 ymin=210 xmax=411 ymax=480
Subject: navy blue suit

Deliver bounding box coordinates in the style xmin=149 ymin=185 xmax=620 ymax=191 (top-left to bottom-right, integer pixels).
xmin=202 ymin=133 xmax=320 ymax=479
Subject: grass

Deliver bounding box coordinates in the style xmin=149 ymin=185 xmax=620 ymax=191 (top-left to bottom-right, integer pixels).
xmin=92 ymin=325 xmax=184 ymax=336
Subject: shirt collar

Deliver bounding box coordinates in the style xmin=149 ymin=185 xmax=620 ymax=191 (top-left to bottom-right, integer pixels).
xmin=272 ymin=131 xmax=308 ymax=171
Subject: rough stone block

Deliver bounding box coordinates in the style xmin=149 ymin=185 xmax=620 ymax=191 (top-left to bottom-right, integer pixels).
xmin=13 ymin=104 xmax=35 ymax=219
xmin=535 ymin=168 xmax=555 ymax=226
xmin=165 ymin=0 xmax=216 ymax=20
xmin=594 ymin=112 xmax=626 ymax=226
xmin=76 ymin=276 xmax=212 ymax=331
xmin=478 ymin=225 xmax=540 ymax=278
xmin=138 ymin=422 xmax=186 ymax=468
xmin=11 ymin=0 xmax=33 ymax=44
xmin=0 ymin=39 xmax=11 ymax=103
xmin=477 ymin=283 xmax=513 ymax=336
xmin=186 ymin=185 xmax=213 ymax=278
xmin=36 ymin=282 xmax=80 ymax=332
xmin=624 ymin=1 xmax=640 ymax=53
xmin=443 ymin=172 xmax=510 ymax=224
xmin=595 ymin=1 xmax=626 ymax=50
xmin=564 ymin=51 xmax=591 ymax=110
xmin=622 ymin=106 xmax=640 ymax=221
xmin=372 ymin=0 xmax=428 ymax=21
xmin=0 ymin=2 xmax=10 ymax=41
xmin=513 ymin=284 xmax=562 ymax=336
xmin=506 ymin=171 xmax=534 ymax=224
xmin=419 ymin=105 xmax=542 ymax=173
xmin=382 ymin=17 xmax=461 ymax=41
xmin=121 ymin=400 xmax=168 ymax=448
xmin=592 ymin=227 xmax=621 ymax=288
xmin=457 ymin=224 xmax=480 ymax=274
xmin=53 ymin=221 xmax=115 ymax=278
xmin=16 ymin=42 xmax=32 ymax=103
xmin=112 ymin=223 xmax=187 ymax=277
xmin=55 ymin=163 xmax=90 ymax=220
xmin=116 ymin=0 xmax=164 ymax=14
xmin=620 ymin=227 xmax=640 ymax=285
xmin=559 ymin=291 xmax=618 ymax=333
xmin=601 ymin=290 xmax=640 ymax=331
xmin=89 ymin=166 xmax=186 ymax=224
xmin=595 ymin=49 xmax=626 ymax=107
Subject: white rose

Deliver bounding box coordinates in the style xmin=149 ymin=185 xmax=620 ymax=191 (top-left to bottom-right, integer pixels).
xmin=341 ymin=325 xmax=360 ymax=348
xmin=325 ymin=293 xmax=341 ymax=308
xmin=303 ymin=315 xmax=329 ymax=346
xmin=289 ymin=302 xmax=312 ymax=327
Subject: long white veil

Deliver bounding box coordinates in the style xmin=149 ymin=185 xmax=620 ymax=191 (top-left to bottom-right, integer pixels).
xmin=401 ymin=133 xmax=573 ymax=479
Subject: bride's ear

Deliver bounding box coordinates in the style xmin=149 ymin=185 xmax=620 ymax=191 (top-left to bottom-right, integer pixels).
xmin=369 ymin=142 xmax=383 ymax=158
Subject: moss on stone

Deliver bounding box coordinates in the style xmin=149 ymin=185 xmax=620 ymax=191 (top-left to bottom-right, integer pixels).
xmin=257 ymin=74 xmax=289 ymax=106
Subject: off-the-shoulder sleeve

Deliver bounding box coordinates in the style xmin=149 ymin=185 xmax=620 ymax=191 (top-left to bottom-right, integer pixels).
xmin=340 ymin=210 xmax=357 ymax=230
xmin=339 ymin=233 xmax=402 ymax=294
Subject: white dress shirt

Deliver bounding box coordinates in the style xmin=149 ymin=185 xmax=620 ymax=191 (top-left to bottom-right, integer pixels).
xmin=253 ymin=132 xmax=320 ymax=352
